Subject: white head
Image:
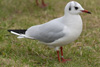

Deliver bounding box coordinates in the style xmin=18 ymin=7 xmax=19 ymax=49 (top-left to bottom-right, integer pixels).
xmin=65 ymin=1 xmax=91 ymax=15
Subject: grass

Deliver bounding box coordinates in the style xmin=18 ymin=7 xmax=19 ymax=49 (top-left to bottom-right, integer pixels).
xmin=0 ymin=0 xmax=100 ymax=67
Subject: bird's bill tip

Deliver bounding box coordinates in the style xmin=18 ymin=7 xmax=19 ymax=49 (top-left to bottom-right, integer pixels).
xmin=81 ymin=10 xmax=91 ymax=14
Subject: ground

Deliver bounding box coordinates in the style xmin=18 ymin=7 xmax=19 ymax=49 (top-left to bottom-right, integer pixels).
xmin=0 ymin=0 xmax=100 ymax=67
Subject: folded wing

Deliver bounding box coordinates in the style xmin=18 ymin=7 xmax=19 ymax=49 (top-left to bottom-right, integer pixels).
xmin=25 ymin=22 xmax=65 ymax=43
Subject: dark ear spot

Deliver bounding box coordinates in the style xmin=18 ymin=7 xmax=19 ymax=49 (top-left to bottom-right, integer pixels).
xmin=69 ymin=6 xmax=71 ymax=11
xmin=75 ymin=7 xmax=78 ymax=10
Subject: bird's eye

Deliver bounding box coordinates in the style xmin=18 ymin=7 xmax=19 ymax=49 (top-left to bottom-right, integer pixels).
xmin=75 ymin=7 xmax=78 ymax=10
xmin=69 ymin=7 xmax=71 ymax=11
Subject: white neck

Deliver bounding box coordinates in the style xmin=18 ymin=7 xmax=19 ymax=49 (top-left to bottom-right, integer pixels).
xmin=62 ymin=13 xmax=83 ymax=33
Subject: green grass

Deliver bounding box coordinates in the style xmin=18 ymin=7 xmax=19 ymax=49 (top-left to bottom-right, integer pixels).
xmin=0 ymin=0 xmax=100 ymax=67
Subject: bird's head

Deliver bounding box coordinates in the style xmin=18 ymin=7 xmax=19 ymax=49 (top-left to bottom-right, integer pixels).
xmin=65 ymin=1 xmax=91 ymax=15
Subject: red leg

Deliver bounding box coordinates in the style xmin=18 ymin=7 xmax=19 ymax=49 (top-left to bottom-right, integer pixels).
xmin=41 ymin=0 xmax=47 ymax=7
xmin=60 ymin=47 xmax=71 ymax=63
xmin=57 ymin=51 xmax=60 ymax=62
xmin=36 ymin=0 xmax=39 ymax=6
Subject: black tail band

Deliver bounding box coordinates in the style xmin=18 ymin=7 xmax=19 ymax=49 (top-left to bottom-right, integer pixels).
xmin=8 ymin=29 xmax=27 ymax=34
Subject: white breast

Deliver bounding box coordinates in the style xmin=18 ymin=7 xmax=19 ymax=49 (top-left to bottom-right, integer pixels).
xmin=45 ymin=15 xmax=83 ymax=47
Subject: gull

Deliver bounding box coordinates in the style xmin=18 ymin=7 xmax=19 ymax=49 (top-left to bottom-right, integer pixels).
xmin=8 ymin=1 xmax=91 ymax=63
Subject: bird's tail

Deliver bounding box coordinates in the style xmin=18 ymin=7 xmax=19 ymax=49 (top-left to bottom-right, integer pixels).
xmin=8 ymin=29 xmax=27 ymax=38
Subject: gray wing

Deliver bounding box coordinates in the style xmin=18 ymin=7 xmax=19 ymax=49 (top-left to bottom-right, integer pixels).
xmin=25 ymin=22 xmax=65 ymax=43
